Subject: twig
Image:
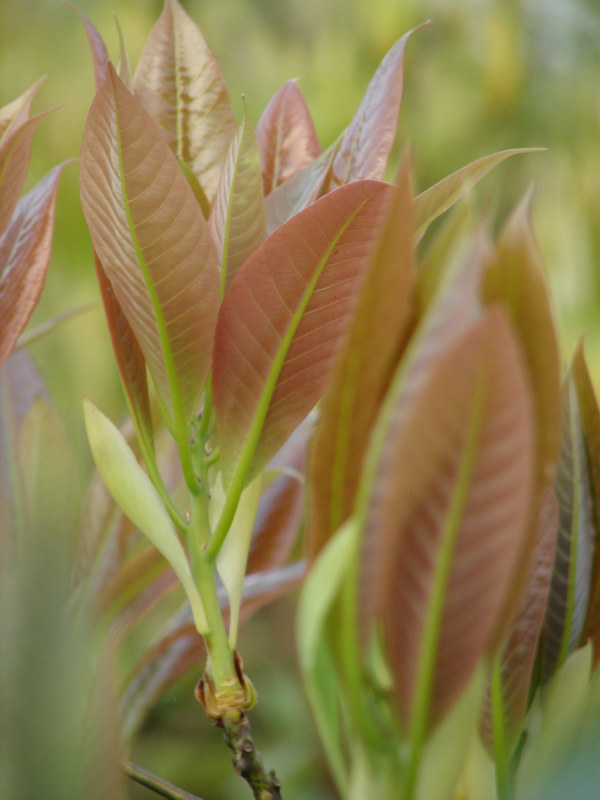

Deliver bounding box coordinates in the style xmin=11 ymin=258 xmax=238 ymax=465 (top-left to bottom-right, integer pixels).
xmin=220 ymin=712 xmax=283 ymax=800
xmin=122 ymin=760 xmax=205 ymax=800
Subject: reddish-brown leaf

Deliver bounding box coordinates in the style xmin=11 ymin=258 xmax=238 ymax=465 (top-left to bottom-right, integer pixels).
xmin=308 ymin=158 xmax=416 ymax=558
xmin=64 ymin=1 xmax=109 ymax=89
xmin=324 ymin=29 xmax=419 ymax=192
xmin=0 ymin=163 xmax=68 ymax=368
xmin=133 ymin=0 xmax=236 ymax=204
xmin=80 ymin=65 xmax=220 ymax=425
xmin=479 ymin=485 xmax=558 ymax=756
xmin=212 ymin=179 xmax=394 ymax=487
xmin=247 ymin=422 xmax=309 ymax=575
xmin=361 ymin=310 xmax=534 ymax=730
xmin=209 ymin=105 xmax=266 ymax=295
xmin=94 ymin=254 xmax=153 ymax=451
xmin=256 ymin=79 xmax=321 ymax=196
xmin=0 ymin=78 xmax=45 ymax=143
xmin=0 ymin=111 xmax=53 ymax=238
xmin=482 ymin=195 xmax=561 ymax=644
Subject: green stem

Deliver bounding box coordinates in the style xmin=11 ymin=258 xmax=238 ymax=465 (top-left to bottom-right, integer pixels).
xmin=123 ymin=761 xmax=204 ymax=800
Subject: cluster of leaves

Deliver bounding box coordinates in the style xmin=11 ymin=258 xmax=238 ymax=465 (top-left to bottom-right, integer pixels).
xmin=4 ymin=0 xmax=600 ymax=798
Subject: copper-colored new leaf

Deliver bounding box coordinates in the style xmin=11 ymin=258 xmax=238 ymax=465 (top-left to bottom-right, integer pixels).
xmin=133 ymin=0 xmax=236 ymax=204
xmin=80 ymin=65 xmax=220 ymax=425
xmin=479 ymin=486 xmax=558 ymax=756
xmin=325 ymin=29 xmax=418 ymax=192
xmin=361 ymin=310 xmax=534 ymax=730
xmin=543 ymin=372 xmax=595 ymax=680
xmin=0 ymin=111 xmax=52 ymax=238
xmin=209 ymin=106 xmax=266 ymax=294
xmin=212 ymin=179 xmax=394 ymax=487
xmin=0 ymin=78 xmax=45 ymax=143
xmin=574 ymin=342 xmax=600 ymax=665
xmin=257 ymin=79 xmax=321 ymax=196
xmin=308 ymin=159 xmax=416 ymax=558
xmin=65 ymin=1 xmax=109 ymax=90
xmin=94 ymin=254 xmax=153 ymax=451
xmin=0 ymin=163 xmax=68 ymax=368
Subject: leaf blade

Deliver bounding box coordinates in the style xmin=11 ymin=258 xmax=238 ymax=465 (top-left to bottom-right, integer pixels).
xmin=79 ymin=65 xmax=220 ymax=425
xmin=133 ymin=0 xmax=236 ymax=204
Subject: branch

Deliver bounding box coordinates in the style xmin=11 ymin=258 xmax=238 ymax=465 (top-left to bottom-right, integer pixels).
xmin=122 ymin=761 xmax=205 ymax=800
xmin=221 ymin=712 xmax=283 ymax=799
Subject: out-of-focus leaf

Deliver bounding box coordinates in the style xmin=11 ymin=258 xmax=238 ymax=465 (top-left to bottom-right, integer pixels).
xmin=212 ymin=179 xmax=393 ymax=488
xmin=308 ymin=159 xmax=416 ymax=558
xmin=18 ymin=397 xmax=78 ymax=546
xmin=515 ymin=643 xmax=593 ymax=800
xmin=414 ymin=149 xmax=540 ymax=240
xmin=133 ymin=0 xmax=236 ymax=204
xmin=256 ymin=79 xmax=321 ymax=196
xmin=542 ymin=372 xmax=595 ymax=680
xmin=247 ymin=423 xmax=308 ymax=575
xmin=80 ymin=66 xmax=219 ymax=426
xmin=0 ymin=78 xmax=45 ymax=142
xmin=573 ymin=342 xmax=600 ymax=665
xmin=298 ymin=521 xmax=357 ymax=795
xmin=94 ymin=253 xmax=153 ymax=453
xmin=64 ymin=1 xmax=109 ymax=90
xmin=482 ymin=195 xmax=561 ymax=644
xmin=416 ymin=665 xmax=486 ymax=800
xmin=483 ymin=194 xmax=561 ymax=494
xmin=82 ymin=397 xmax=208 ymax=634
xmin=0 ymin=163 xmax=68 ymax=368
xmin=325 ymin=28 xmax=419 ymax=192
xmin=98 ymin=544 xmax=171 ymax=618
xmin=418 ymin=200 xmax=474 ymax=312
xmin=209 ymin=104 xmax=266 ymax=296
xmin=0 ymin=111 xmax=53 ymax=238
xmin=15 ymin=304 xmax=95 ymax=351
xmin=360 ymin=310 xmax=534 ymax=736
xmin=121 ymin=561 xmax=305 ymax=739
xmin=0 ymin=351 xmax=46 ymax=540
xmin=479 ymin=486 xmax=558 ymax=758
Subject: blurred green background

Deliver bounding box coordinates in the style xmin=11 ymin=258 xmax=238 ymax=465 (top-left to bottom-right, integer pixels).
xmin=1 ymin=0 xmax=600 ymax=797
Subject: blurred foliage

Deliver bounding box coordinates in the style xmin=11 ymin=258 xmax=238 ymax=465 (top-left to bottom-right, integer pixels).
xmin=1 ymin=0 xmax=600 ymax=797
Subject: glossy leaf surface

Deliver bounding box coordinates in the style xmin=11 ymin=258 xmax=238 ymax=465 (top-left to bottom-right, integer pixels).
xmin=133 ymin=0 xmax=236 ymax=203
xmin=80 ymin=66 xmax=220 ymax=426
xmin=361 ymin=310 xmax=534 ymax=732
xmin=308 ymin=160 xmax=416 ymax=557
xmin=209 ymin=105 xmax=266 ymax=295
xmin=212 ymin=179 xmax=393 ymax=487
xmin=256 ymin=79 xmax=321 ymax=196
xmin=0 ymin=163 xmax=67 ymax=368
